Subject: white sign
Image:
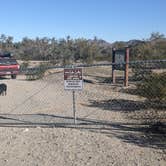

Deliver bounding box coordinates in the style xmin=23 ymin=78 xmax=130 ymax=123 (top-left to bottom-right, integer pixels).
xmin=64 ymin=68 xmax=83 ymax=90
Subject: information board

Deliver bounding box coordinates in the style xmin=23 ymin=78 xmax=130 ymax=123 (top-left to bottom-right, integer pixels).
xmin=64 ymin=68 xmax=83 ymax=90
xmin=113 ymin=49 xmax=125 ymax=70
xmin=112 ymin=47 xmax=130 ymax=86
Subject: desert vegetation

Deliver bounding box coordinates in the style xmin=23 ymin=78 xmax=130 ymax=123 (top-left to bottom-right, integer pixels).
xmin=0 ymin=32 xmax=166 ymax=64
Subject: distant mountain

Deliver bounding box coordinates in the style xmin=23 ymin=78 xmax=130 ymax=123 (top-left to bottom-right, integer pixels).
xmin=88 ymin=39 xmax=111 ymax=47
xmin=126 ymin=40 xmax=145 ymax=47
xmin=111 ymin=39 xmax=145 ymax=48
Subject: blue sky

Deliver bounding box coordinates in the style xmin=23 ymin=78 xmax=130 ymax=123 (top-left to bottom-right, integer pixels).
xmin=0 ymin=0 xmax=165 ymax=42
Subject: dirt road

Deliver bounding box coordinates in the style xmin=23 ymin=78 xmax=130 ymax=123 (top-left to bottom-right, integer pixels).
xmin=0 ymin=73 xmax=165 ymax=166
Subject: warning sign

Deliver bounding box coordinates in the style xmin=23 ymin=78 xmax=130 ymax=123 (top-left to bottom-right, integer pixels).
xmin=64 ymin=68 xmax=83 ymax=90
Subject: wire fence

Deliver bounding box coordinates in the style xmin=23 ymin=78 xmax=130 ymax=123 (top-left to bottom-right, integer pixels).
xmin=0 ymin=59 xmax=166 ymax=128
xmin=20 ymin=59 xmax=166 ymax=72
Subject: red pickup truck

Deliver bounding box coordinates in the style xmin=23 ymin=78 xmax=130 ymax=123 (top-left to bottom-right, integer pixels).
xmin=0 ymin=56 xmax=20 ymax=79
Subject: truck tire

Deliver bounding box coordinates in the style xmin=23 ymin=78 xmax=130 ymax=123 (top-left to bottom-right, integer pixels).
xmin=11 ymin=74 xmax=17 ymax=79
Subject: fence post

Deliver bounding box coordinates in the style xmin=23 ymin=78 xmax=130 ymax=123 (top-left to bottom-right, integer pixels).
xmin=124 ymin=47 xmax=129 ymax=86
xmin=112 ymin=48 xmax=116 ymax=84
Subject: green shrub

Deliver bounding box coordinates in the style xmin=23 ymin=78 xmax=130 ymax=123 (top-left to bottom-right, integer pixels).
xmin=132 ymin=63 xmax=152 ymax=81
xmin=137 ymin=72 xmax=166 ymax=102
xmin=20 ymin=61 xmax=29 ymax=71
xmin=26 ymin=63 xmax=47 ymax=80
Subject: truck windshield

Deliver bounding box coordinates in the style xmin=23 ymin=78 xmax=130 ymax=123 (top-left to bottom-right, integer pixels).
xmin=0 ymin=59 xmax=18 ymax=65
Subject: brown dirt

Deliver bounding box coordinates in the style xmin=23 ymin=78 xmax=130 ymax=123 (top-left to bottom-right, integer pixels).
xmin=0 ymin=71 xmax=165 ymax=166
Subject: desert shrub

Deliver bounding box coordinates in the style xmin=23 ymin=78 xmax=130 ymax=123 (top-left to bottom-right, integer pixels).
xmin=35 ymin=63 xmax=47 ymax=79
xmin=131 ymin=63 xmax=152 ymax=81
xmin=20 ymin=61 xmax=29 ymax=71
xmin=137 ymin=72 xmax=166 ymax=102
xmin=26 ymin=63 xmax=47 ymax=80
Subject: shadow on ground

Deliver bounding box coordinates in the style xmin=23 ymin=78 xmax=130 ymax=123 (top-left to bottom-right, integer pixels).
xmin=80 ymin=98 xmax=166 ymax=150
xmin=0 ymin=113 xmax=165 ymax=150
xmin=83 ymin=99 xmax=148 ymax=112
xmin=83 ymin=98 xmax=166 ymax=112
xmin=84 ymin=74 xmax=136 ymax=85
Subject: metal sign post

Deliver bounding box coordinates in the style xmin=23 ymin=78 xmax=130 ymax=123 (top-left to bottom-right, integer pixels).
xmin=72 ymin=91 xmax=76 ymax=124
xmin=64 ymin=68 xmax=83 ymax=91
xmin=64 ymin=67 xmax=83 ymax=124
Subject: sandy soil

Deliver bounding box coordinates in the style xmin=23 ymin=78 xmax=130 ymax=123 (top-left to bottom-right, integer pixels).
xmin=0 ymin=72 xmax=165 ymax=166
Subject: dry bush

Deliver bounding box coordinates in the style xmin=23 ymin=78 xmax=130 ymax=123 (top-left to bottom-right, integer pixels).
xmin=137 ymin=72 xmax=166 ymax=102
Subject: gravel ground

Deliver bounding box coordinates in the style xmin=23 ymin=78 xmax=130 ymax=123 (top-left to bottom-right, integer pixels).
xmin=0 ymin=72 xmax=165 ymax=166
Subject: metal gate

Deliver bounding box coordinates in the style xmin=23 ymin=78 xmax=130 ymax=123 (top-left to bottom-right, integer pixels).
xmin=0 ymin=60 xmax=166 ymax=130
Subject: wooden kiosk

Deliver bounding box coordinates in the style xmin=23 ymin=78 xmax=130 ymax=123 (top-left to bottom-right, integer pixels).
xmin=112 ymin=47 xmax=129 ymax=87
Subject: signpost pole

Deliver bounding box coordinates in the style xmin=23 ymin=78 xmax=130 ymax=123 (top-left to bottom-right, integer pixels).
xmin=64 ymin=66 xmax=83 ymax=125
xmin=72 ymin=90 xmax=76 ymax=124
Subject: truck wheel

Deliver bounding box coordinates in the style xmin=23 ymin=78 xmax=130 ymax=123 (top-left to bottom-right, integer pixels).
xmin=11 ymin=75 xmax=17 ymax=79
